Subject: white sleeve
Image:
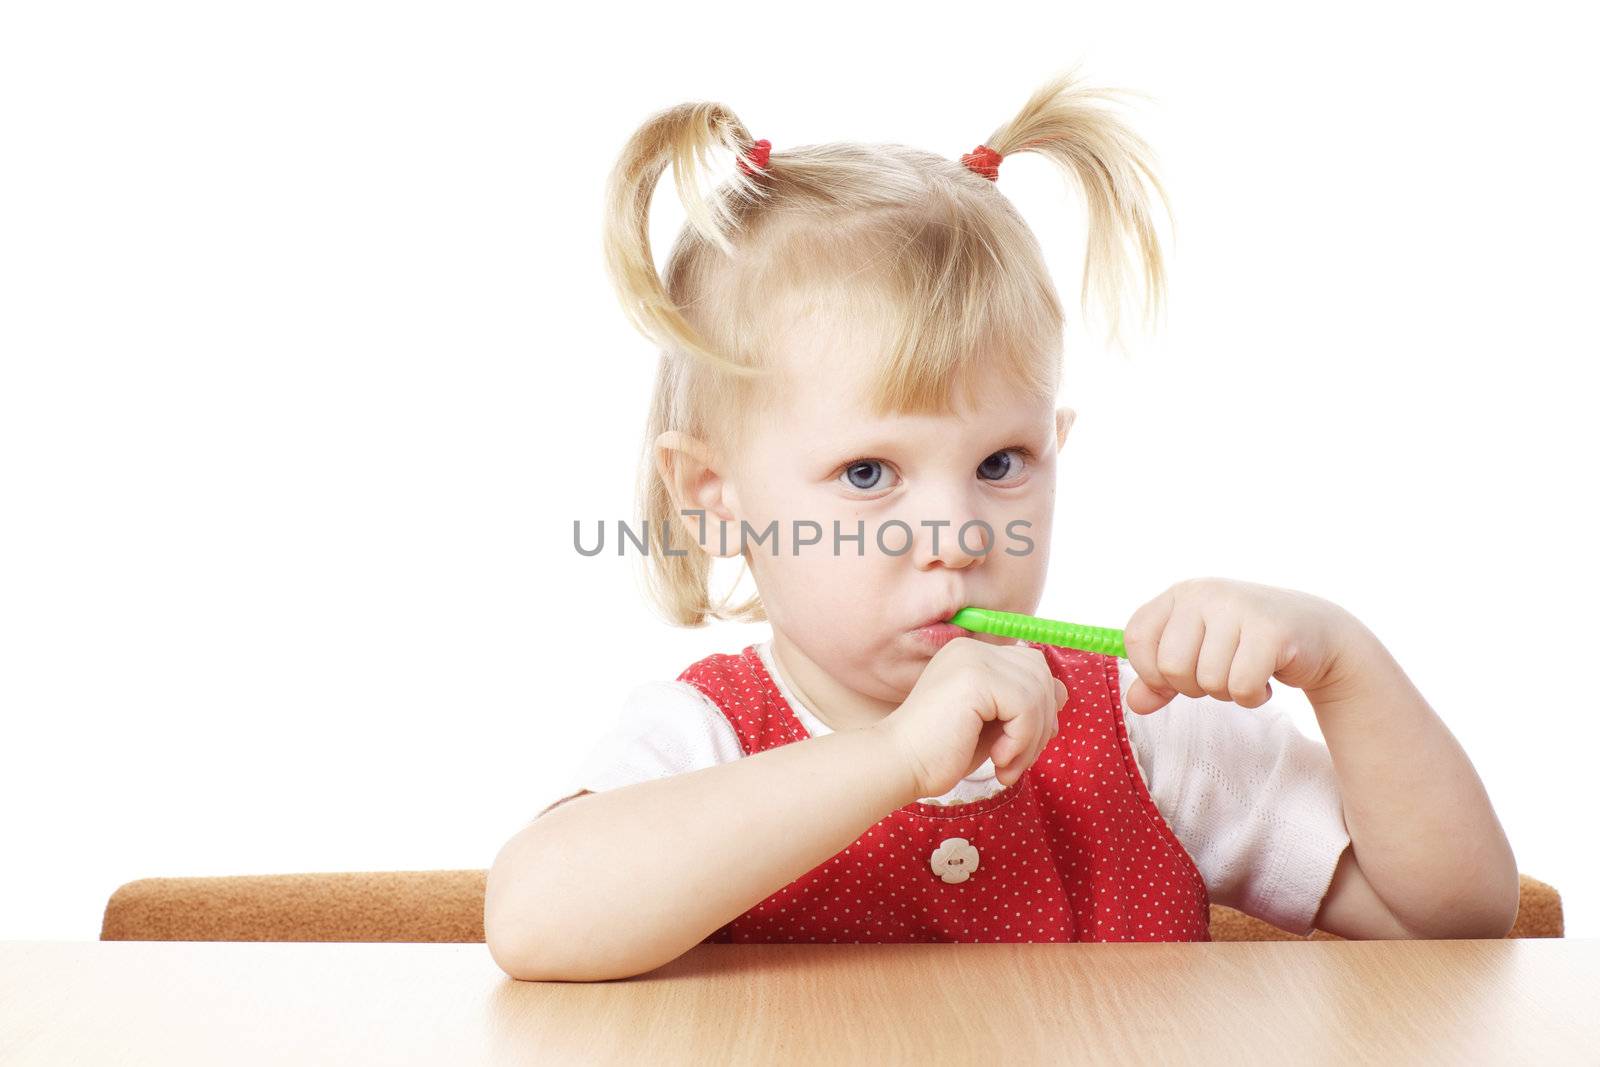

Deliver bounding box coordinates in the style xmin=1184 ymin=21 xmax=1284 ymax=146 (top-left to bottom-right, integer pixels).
xmin=1119 ymin=660 xmax=1351 ymax=936
xmin=567 ymin=679 xmax=747 ymax=795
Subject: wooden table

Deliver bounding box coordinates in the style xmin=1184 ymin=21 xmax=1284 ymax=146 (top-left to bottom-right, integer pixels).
xmin=2 ymin=939 xmax=1597 ymax=1064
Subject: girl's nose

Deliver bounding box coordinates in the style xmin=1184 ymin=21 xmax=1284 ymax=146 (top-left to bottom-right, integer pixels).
xmin=909 ymin=513 xmax=991 ymax=570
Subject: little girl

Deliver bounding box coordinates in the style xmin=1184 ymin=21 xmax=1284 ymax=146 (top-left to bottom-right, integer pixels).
xmin=486 ymin=69 xmax=1519 ymax=981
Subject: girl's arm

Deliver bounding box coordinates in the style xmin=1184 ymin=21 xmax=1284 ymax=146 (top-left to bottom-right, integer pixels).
xmin=484 ymin=723 xmax=915 ymax=981
xmin=1120 ymin=577 xmax=1520 ymax=941
xmin=1305 ymin=621 xmax=1520 ymax=939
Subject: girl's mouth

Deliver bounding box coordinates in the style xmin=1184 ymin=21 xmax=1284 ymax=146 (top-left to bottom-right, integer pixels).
xmin=908 ymin=621 xmax=965 ymax=652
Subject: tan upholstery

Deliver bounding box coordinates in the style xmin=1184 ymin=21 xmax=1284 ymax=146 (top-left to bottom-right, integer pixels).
xmin=101 ymin=870 xmax=489 ymax=943
xmin=100 ymin=869 xmax=1564 ymax=943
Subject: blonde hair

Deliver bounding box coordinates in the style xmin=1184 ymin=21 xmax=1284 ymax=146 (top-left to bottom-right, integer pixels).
xmin=601 ymin=66 xmax=1172 ymax=627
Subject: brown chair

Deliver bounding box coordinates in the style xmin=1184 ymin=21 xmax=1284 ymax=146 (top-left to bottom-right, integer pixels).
xmin=100 ymin=869 xmax=1564 ymax=943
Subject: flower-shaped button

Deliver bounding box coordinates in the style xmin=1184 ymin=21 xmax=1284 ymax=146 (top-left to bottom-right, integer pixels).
xmin=930 ymin=837 xmax=980 ymax=884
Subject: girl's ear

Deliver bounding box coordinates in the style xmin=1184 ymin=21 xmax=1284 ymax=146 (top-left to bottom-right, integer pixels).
xmin=653 ymin=431 xmax=742 ymax=558
xmin=1055 ymin=406 xmax=1077 ymax=451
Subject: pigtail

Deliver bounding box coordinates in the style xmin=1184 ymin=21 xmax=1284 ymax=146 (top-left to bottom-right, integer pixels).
xmin=603 ymin=100 xmax=770 ymax=627
xmin=977 ymin=65 xmax=1173 ymax=351
xmin=601 ymin=101 xmax=771 ymax=379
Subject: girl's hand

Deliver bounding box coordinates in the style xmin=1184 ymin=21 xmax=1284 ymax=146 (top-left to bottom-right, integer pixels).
xmin=1122 ymin=577 xmax=1366 ymax=714
xmin=875 ymin=637 xmax=1069 ymax=800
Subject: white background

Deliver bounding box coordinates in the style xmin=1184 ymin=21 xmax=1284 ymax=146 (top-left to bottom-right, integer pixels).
xmin=2 ymin=1 xmax=1595 ymax=940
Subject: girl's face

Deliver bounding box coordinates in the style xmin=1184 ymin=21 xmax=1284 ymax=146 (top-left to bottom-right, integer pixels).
xmin=682 ymin=323 xmax=1074 ymax=728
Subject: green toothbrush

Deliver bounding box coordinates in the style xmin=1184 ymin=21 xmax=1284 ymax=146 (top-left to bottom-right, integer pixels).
xmin=948 ymin=606 xmax=1127 ymax=659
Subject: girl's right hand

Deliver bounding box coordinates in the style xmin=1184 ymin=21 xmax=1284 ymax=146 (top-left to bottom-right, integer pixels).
xmin=874 ymin=637 xmax=1069 ymax=801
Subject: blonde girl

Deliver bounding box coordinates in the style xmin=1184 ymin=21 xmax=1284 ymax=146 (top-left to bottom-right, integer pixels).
xmin=486 ymin=68 xmax=1519 ymax=982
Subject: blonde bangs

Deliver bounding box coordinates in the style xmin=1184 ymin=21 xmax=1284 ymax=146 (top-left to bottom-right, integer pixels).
xmin=836 ymin=201 xmax=1063 ymax=419
xmin=717 ymin=189 xmax=1064 ymax=426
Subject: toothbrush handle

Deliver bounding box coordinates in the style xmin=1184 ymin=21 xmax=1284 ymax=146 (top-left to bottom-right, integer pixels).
xmin=949 ymin=607 xmax=1127 ymax=659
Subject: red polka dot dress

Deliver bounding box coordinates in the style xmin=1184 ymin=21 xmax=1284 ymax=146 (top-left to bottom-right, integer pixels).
xmin=679 ymin=642 xmax=1211 ymax=944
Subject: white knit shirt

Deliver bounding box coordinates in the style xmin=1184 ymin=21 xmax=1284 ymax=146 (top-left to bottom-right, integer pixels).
xmin=569 ymin=640 xmax=1351 ymax=935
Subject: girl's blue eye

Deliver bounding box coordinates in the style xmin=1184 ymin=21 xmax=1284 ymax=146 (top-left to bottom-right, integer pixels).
xmin=842 ymin=460 xmax=890 ymax=491
xmin=978 ymin=449 xmax=1026 ymax=482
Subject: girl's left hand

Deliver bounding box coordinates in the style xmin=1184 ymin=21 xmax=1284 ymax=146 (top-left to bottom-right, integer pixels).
xmin=1121 ymin=577 xmax=1368 ymax=714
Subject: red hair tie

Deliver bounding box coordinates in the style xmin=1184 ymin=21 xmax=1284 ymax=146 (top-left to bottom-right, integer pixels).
xmin=737 ymin=138 xmax=772 ymax=177
xmin=961 ymin=144 xmax=1003 ymax=181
